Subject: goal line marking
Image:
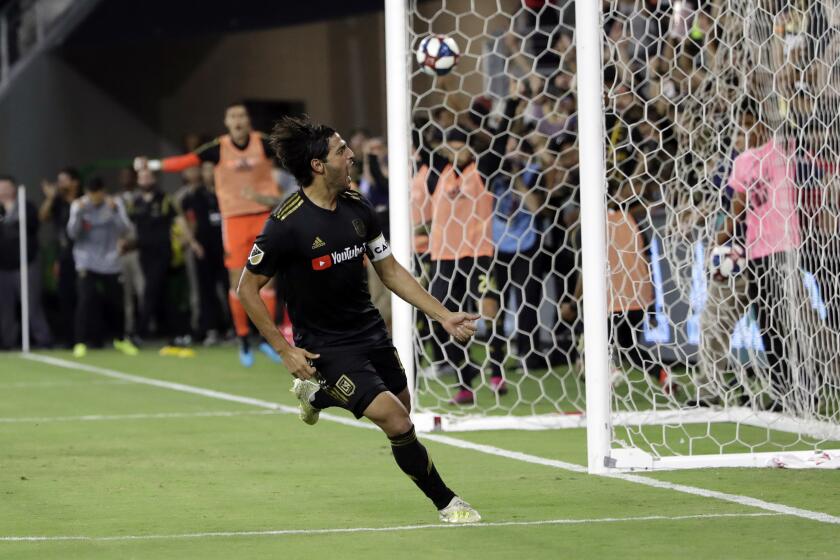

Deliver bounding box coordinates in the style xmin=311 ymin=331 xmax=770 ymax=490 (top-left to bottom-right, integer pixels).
xmin=22 ymin=353 xmax=840 ymax=526
xmin=0 ymin=512 xmax=780 ymax=542
xmin=0 ymin=410 xmax=278 ymax=424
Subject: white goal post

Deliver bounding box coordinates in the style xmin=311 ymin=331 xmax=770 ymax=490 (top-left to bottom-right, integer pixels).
xmin=384 ymin=0 xmax=416 ymax=399
xmin=575 ymin=0 xmax=612 ymax=474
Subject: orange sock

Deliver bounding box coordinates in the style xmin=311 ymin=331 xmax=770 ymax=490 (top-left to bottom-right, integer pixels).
xmin=259 ymin=288 xmax=277 ymax=325
xmin=228 ymin=290 xmax=250 ymax=338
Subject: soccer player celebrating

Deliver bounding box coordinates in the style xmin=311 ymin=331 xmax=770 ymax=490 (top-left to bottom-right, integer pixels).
xmin=237 ymin=116 xmax=482 ymax=524
xmin=134 ymin=102 xmax=283 ymax=367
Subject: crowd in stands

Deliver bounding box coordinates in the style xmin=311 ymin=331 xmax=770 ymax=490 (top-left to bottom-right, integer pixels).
xmin=405 ymin=0 xmax=734 ymax=401
xmin=0 ymin=163 xmax=230 ymax=356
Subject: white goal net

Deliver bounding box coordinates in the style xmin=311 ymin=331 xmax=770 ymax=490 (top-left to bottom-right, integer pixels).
xmin=396 ymin=0 xmax=840 ymax=470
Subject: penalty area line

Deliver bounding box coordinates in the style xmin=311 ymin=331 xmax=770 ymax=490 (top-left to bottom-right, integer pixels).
xmin=22 ymin=353 xmax=840 ymax=526
xmin=0 ymin=512 xmax=782 ymax=542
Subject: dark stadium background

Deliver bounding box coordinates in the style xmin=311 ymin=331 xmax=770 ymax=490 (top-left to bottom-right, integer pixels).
xmin=0 ymin=0 xmax=387 ymax=192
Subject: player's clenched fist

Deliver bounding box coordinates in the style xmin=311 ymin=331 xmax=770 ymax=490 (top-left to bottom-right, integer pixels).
xmin=280 ymin=346 xmax=321 ymax=380
xmin=441 ymin=312 xmax=480 ymax=343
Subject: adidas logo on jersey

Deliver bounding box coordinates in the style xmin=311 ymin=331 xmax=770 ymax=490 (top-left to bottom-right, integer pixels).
xmin=312 ymin=236 xmax=326 ymax=249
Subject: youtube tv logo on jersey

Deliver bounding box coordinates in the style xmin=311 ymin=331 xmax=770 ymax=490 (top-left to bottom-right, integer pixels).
xmin=311 ymin=255 xmax=333 ymax=271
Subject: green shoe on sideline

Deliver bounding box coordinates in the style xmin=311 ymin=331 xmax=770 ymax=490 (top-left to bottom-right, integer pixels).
xmin=113 ymin=338 xmax=139 ymax=356
xmin=72 ymin=343 xmax=87 ymax=358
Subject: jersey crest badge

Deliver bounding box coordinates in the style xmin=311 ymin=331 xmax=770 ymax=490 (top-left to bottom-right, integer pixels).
xmin=352 ymin=219 xmax=366 ymax=238
xmin=336 ymin=374 xmax=356 ymax=397
xmin=248 ymin=244 xmax=265 ymax=266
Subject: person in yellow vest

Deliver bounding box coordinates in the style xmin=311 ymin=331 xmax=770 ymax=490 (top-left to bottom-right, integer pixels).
xmin=134 ymin=102 xmax=283 ymax=367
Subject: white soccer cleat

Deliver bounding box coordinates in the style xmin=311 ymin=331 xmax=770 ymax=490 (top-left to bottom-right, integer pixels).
xmin=438 ymin=496 xmax=481 ymax=524
xmin=291 ymin=378 xmax=321 ymax=425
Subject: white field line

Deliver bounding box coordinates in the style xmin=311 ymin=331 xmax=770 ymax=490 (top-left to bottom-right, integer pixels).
xmin=22 ymin=353 xmax=840 ymax=526
xmin=611 ymin=473 xmax=840 ymax=525
xmin=422 ymin=432 xmax=588 ymax=473
xmin=0 ymin=379 xmax=130 ymax=388
xmin=21 ymin=353 xmax=374 ymax=431
xmin=0 ymin=512 xmax=781 ymax=543
xmin=0 ymin=410 xmax=278 ymax=424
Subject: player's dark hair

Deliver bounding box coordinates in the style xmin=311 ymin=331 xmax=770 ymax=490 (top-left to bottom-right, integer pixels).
xmin=85 ymin=176 xmax=105 ymax=192
xmin=59 ymin=166 xmax=81 ymax=183
xmin=0 ymin=174 xmax=16 ymax=184
xmin=270 ymin=115 xmax=336 ymax=186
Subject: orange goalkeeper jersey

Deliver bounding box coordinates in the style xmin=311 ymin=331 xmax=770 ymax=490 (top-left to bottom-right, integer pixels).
xmin=428 ymin=162 xmax=494 ymax=261
xmin=162 ymin=132 xmax=279 ymax=218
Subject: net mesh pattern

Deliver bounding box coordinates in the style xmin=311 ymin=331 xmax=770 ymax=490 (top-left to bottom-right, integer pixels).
xmin=407 ymin=0 xmax=840 ymax=457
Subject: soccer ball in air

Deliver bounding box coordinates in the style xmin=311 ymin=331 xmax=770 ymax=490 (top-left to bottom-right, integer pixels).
xmin=416 ymin=34 xmax=460 ymax=76
xmin=710 ymin=244 xmax=746 ymax=282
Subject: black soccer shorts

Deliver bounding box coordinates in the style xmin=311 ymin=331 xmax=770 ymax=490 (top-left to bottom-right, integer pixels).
xmin=312 ymin=346 xmax=408 ymax=418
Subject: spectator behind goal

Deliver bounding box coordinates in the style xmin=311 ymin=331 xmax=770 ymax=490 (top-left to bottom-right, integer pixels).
xmin=427 ymin=86 xmax=523 ymax=405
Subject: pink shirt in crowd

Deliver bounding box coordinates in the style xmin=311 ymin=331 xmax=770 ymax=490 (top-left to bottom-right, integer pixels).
xmin=729 ymin=139 xmax=800 ymax=260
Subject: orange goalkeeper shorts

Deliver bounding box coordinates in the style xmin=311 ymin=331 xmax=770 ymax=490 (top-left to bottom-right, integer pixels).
xmin=221 ymin=211 xmax=271 ymax=270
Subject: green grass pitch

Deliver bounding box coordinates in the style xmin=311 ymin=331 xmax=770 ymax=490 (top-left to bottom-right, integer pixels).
xmin=1 ymin=348 xmax=839 ymax=559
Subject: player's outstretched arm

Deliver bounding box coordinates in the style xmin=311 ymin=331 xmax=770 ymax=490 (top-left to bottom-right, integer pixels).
xmin=134 ymin=154 xmax=202 ymax=173
xmin=237 ymin=268 xmax=319 ymax=379
xmin=134 ymin=140 xmax=220 ymax=174
xmin=372 ymin=254 xmax=478 ymax=343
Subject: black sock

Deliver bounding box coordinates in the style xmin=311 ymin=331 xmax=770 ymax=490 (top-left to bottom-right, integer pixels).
xmin=389 ymin=426 xmax=455 ymax=510
xmin=239 ymin=336 xmax=250 ymax=352
xmin=311 ymin=390 xmax=330 ymax=410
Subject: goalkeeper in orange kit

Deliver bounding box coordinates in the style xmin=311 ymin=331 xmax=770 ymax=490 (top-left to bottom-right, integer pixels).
xmin=135 ymin=102 xmax=284 ymax=367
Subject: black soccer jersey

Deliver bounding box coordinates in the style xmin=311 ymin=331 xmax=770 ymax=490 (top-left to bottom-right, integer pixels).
xmin=246 ymin=188 xmax=392 ymax=353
